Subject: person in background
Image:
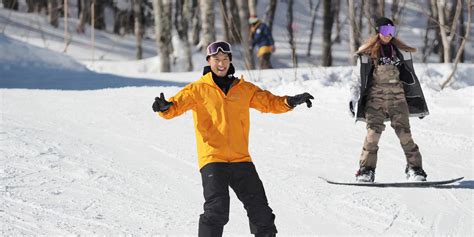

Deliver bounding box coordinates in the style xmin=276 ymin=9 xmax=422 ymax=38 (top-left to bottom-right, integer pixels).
xmin=349 ymin=17 xmax=430 ymax=183
xmin=152 ymin=41 xmax=314 ymax=237
xmin=249 ymin=16 xmax=275 ymax=69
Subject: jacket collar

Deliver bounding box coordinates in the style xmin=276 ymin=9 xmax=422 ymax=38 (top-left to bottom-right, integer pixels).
xmin=200 ymin=71 xmax=244 ymax=88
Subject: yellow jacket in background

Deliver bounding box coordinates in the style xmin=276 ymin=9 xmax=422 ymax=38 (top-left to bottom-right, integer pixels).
xmin=159 ymin=72 xmax=291 ymax=169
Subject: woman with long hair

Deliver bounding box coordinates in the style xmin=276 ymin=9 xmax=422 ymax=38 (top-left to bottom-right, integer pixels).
xmin=349 ymin=17 xmax=430 ymax=183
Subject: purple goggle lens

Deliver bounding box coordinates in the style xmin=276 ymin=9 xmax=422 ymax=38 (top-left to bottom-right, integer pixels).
xmin=206 ymin=41 xmax=232 ymax=56
xmin=379 ymin=25 xmax=396 ymax=36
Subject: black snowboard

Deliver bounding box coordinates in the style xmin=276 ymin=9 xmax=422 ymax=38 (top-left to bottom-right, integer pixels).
xmin=319 ymin=176 xmax=464 ymax=187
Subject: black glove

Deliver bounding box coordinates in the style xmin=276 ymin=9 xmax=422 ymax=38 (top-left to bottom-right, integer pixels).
xmin=349 ymin=101 xmax=355 ymax=116
xmin=287 ymin=92 xmax=314 ymax=108
xmin=152 ymin=93 xmax=174 ymax=112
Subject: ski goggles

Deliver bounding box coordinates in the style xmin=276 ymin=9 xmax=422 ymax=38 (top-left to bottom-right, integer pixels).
xmin=379 ymin=25 xmax=396 ymax=37
xmin=206 ymin=41 xmax=232 ymax=56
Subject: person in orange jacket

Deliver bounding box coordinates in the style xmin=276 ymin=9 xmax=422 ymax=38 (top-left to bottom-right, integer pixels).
xmin=152 ymin=41 xmax=314 ymax=237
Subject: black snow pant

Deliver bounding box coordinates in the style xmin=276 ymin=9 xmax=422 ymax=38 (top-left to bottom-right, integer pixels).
xmin=198 ymin=162 xmax=277 ymax=237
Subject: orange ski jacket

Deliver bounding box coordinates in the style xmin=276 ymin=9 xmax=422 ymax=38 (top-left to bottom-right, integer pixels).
xmin=159 ymin=72 xmax=291 ymax=169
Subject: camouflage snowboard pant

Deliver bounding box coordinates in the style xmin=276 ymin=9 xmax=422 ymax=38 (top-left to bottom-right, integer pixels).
xmin=359 ymin=64 xmax=422 ymax=169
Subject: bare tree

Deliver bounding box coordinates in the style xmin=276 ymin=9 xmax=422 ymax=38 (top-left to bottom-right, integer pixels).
xmin=458 ymin=1 xmax=465 ymax=62
xmin=114 ymin=4 xmax=133 ymax=35
xmin=441 ymin=0 xmax=471 ymax=89
xmin=175 ymin=0 xmax=193 ymax=71
xmin=437 ymin=0 xmax=462 ymax=63
xmin=237 ymin=0 xmax=254 ymax=69
xmin=228 ymin=0 xmax=241 ymax=43
xmin=264 ymin=0 xmax=277 ymax=32
xmin=422 ymin=0 xmax=440 ymax=62
xmin=93 ymin=0 xmax=106 ymax=30
xmin=322 ymin=0 xmax=334 ymax=66
xmin=77 ymin=0 xmax=91 ymax=33
xmin=306 ymin=0 xmax=321 ymax=57
xmin=154 ymin=0 xmax=172 ymax=72
xmin=2 ymin=0 xmax=18 ymax=10
xmin=307 ymin=0 xmax=321 ymax=57
xmin=248 ymin=0 xmax=257 ymax=17
xmin=77 ymin=0 xmax=105 ymax=33
xmin=333 ymin=0 xmax=341 ymax=43
xmin=370 ymin=0 xmax=381 ymax=18
xmin=378 ymin=0 xmax=385 ymax=16
xmin=391 ymin=0 xmax=406 ymax=23
xmin=219 ymin=0 xmax=231 ymax=42
xmin=363 ymin=0 xmax=375 ymax=34
xmin=358 ymin=0 xmax=364 ymax=35
xmin=190 ymin=0 xmax=201 ymax=45
xmin=287 ymin=0 xmax=297 ymax=67
xmin=200 ymin=0 xmax=216 ymax=51
xmin=133 ymin=0 xmax=144 ymax=59
xmin=48 ymin=0 xmax=59 ymax=28
xmin=348 ymin=0 xmax=360 ymax=64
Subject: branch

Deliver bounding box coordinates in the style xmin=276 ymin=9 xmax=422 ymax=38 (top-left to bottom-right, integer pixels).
xmin=441 ymin=1 xmax=472 ymax=90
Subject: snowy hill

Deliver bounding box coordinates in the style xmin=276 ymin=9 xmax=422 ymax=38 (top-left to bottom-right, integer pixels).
xmin=1 ymin=32 xmax=473 ymax=235
xmin=1 ymin=3 xmax=473 ymax=236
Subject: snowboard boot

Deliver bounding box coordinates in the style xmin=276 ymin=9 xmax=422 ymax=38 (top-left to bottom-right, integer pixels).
xmin=405 ymin=166 xmax=427 ymax=181
xmin=355 ymin=167 xmax=375 ymax=182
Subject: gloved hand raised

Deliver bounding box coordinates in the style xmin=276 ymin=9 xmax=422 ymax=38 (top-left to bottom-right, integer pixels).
xmin=287 ymin=92 xmax=314 ymax=108
xmin=349 ymin=100 xmax=356 ymax=117
xmin=152 ymin=93 xmax=174 ymax=112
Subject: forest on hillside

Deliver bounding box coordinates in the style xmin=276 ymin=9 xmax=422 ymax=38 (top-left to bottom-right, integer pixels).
xmin=1 ymin=0 xmax=472 ymax=72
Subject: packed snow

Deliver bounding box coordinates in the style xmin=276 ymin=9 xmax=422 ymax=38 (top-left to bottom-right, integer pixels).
xmin=1 ymin=3 xmax=473 ymax=236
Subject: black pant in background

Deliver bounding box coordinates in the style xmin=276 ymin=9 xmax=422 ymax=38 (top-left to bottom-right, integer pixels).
xmin=198 ymin=162 xmax=277 ymax=237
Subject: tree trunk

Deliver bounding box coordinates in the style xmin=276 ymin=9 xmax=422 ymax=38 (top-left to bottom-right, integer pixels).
xmin=93 ymin=0 xmax=106 ymax=30
xmin=175 ymin=0 xmax=193 ymax=71
xmin=307 ymin=0 xmax=320 ymax=57
xmin=154 ymin=0 xmax=172 ymax=72
xmin=437 ymin=0 xmax=462 ymax=63
xmin=441 ymin=0 xmax=471 ymax=89
xmin=348 ymin=0 xmax=359 ymax=65
xmin=133 ymin=0 xmax=143 ymax=60
xmin=26 ymin=0 xmax=35 ymax=12
xmin=190 ymin=0 xmax=200 ymax=45
xmin=77 ymin=0 xmax=91 ymax=33
xmin=358 ymin=0 xmax=364 ymax=35
xmin=378 ymin=0 xmax=385 ymax=16
xmin=287 ymin=0 xmax=297 ymax=67
xmin=370 ymin=0 xmax=380 ymax=19
xmin=334 ymin=0 xmax=341 ymax=43
xmin=2 ymin=0 xmax=19 ymax=10
xmin=219 ymin=0 xmax=231 ymax=42
xmin=248 ymin=0 xmax=257 ymax=17
xmin=458 ymin=2 xmax=465 ymax=62
xmin=200 ymin=0 xmax=216 ymax=51
xmin=77 ymin=0 xmax=81 ymax=18
xmin=228 ymin=0 xmax=241 ymax=43
xmin=48 ymin=0 xmax=59 ymax=28
xmin=237 ymin=0 xmax=254 ymax=69
xmin=422 ymin=0 xmax=435 ymax=62
xmin=78 ymin=0 xmax=105 ymax=31
xmin=322 ymin=0 xmax=334 ymax=66
xmin=391 ymin=0 xmax=406 ymax=23
xmin=264 ymin=0 xmax=277 ymax=32
xmin=363 ymin=0 xmax=372 ymax=34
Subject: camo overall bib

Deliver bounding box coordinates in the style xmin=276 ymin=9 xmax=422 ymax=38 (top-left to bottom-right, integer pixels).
xmin=359 ymin=62 xmax=423 ymax=169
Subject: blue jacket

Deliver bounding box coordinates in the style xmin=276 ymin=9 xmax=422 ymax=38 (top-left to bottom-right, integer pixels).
xmin=251 ymin=22 xmax=274 ymax=49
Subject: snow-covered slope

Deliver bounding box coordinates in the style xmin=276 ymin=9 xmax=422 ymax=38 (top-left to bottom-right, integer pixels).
xmin=1 ymin=32 xmax=473 ymax=236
